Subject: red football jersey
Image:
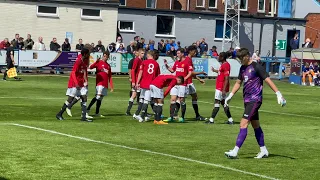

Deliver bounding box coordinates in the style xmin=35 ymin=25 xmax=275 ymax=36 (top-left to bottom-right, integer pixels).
xmin=151 ymin=75 xmax=178 ymax=97
xmin=172 ymin=59 xmax=192 ymax=86
xmin=68 ymin=54 xmax=88 ymax=88
xmin=139 ymin=59 xmax=160 ymax=89
xmin=90 ymin=60 xmax=113 ymax=89
xmin=131 ymin=57 xmax=142 ymax=84
xmin=184 ymin=56 xmax=194 ymax=84
xmin=216 ymin=62 xmax=230 ymax=92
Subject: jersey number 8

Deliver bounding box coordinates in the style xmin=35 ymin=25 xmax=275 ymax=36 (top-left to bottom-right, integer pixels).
xmin=148 ymin=64 xmax=154 ymax=74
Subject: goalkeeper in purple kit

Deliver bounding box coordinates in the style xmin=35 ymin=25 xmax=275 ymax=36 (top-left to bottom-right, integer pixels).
xmin=224 ymin=48 xmax=286 ymax=159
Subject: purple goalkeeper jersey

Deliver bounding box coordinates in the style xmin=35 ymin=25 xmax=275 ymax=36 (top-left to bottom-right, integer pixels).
xmin=238 ymin=62 xmax=269 ymax=103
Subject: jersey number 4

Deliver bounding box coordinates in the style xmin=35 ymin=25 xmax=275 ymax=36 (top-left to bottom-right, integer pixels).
xmin=147 ymin=64 xmax=155 ymax=74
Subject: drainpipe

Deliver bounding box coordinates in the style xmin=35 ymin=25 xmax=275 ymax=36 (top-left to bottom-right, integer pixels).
xmin=187 ymin=0 xmax=190 ymax=11
xmin=258 ymin=19 xmax=263 ymax=54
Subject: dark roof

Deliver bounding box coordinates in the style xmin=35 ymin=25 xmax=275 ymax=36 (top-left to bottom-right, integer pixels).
xmin=119 ymin=6 xmax=306 ymax=22
xmin=11 ymin=0 xmax=119 ymax=7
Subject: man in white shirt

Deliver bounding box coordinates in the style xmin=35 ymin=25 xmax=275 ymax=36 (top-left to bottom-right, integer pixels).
xmin=302 ymin=38 xmax=313 ymax=48
xmin=33 ymin=37 xmax=46 ymax=50
xmin=252 ymin=50 xmax=261 ymax=63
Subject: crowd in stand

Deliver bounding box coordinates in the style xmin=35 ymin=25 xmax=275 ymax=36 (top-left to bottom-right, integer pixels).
xmin=0 ymin=33 xmax=248 ymax=59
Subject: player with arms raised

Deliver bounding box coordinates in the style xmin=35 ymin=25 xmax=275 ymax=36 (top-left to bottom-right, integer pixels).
xmin=134 ymin=50 xmax=160 ymax=122
xmin=150 ymin=75 xmax=184 ymax=125
xmin=56 ymin=47 xmax=92 ymax=122
xmin=224 ymin=48 xmax=286 ymax=159
xmin=205 ymin=52 xmax=233 ymax=124
xmin=86 ymin=51 xmax=114 ymax=117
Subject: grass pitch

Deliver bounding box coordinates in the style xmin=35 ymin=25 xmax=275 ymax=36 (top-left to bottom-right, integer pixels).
xmin=0 ymin=75 xmax=319 ymax=180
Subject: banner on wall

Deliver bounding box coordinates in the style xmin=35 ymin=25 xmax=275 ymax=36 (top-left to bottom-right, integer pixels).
xmin=88 ymin=52 xmax=122 ymax=73
xmin=19 ymin=50 xmax=78 ymax=67
xmin=192 ymin=58 xmax=208 ymax=76
xmin=121 ymin=53 xmax=134 ymax=73
xmin=0 ymin=50 xmax=19 ymax=66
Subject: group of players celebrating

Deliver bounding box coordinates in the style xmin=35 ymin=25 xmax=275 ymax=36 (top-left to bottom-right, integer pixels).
xmin=55 ymin=45 xmax=287 ymax=159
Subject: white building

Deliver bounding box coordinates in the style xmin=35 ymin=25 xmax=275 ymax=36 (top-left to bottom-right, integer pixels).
xmin=0 ymin=0 xmax=119 ymax=50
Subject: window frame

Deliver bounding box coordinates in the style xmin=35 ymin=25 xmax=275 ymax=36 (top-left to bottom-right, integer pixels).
xmin=119 ymin=0 xmax=126 ymax=6
xmin=146 ymin=0 xmax=157 ymax=8
xmin=239 ymin=0 xmax=248 ymax=11
xmin=81 ymin=8 xmax=102 ymax=20
xmin=155 ymin=14 xmax=176 ymax=38
xmin=208 ymin=0 xmax=217 ymax=9
xmin=118 ymin=21 xmax=135 ymax=33
xmin=257 ymin=0 xmax=266 ymax=12
xmin=214 ymin=19 xmax=233 ymax=41
xmin=36 ymin=5 xmax=59 ymax=18
xmin=196 ymin=0 xmax=205 ymax=8
xmin=268 ymin=0 xmax=277 ymax=15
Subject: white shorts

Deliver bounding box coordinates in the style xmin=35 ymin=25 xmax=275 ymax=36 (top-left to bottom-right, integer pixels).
xmin=66 ymin=87 xmax=88 ymax=97
xmin=96 ymin=85 xmax=107 ymax=96
xmin=140 ymin=88 xmax=151 ymax=101
xmin=215 ymin=89 xmax=227 ymax=101
xmin=150 ymin=85 xmax=164 ymax=99
xmin=187 ymin=83 xmax=197 ymax=95
xmin=170 ymin=85 xmax=186 ymax=97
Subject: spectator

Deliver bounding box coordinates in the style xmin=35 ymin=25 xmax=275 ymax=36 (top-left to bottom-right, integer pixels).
xmin=140 ymin=38 xmax=146 ymax=49
xmin=144 ymin=44 xmax=150 ymax=51
xmin=209 ymin=46 xmax=218 ymax=57
xmin=16 ymin=37 xmax=25 ymax=50
xmin=91 ymin=43 xmax=95 ymax=48
xmin=201 ymin=51 xmax=208 ymax=58
xmin=302 ymin=38 xmax=313 ymax=48
xmin=252 ymin=50 xmax=261 ymax=63
xmin=50 ymin=38 xmax=61 ymax=51
xmin=158 ymin=39 xmax=166 ymax=53
xmin=127 ymin=41 xmax=136 ymax=54
xmin=290 ymin=33 xmax=299 ymax=50
xmin=108 ymin=43 xmax=116 ymax=53
xmin=226 ymin=50 xmax=233 ymax=59
xmin=117 ymin=43 xmax=127 ymax=53
xmin=62 ymin=38 xmax=71 ymax=51
xmin=24 ymin=34 xmax=34 ymax=50
xmin=232 ymin=47 xmax=239 ymax=59
xmin=167 ymin=46 xmax=176 ymax=58
xmin=199 ymin=38 xmax=208 ymax=54
xmin=116 ymin=36 xmax=123 ymax=50
xmin=177 ymin=41 xmax=181 ymax=49
xmin=95 ymin=40 xmax=105 ymax=52
xmin=33 ymin=37 xmax=46 ymax=50
xmin=75 ymin=39 xmax=84 ymax=52
xmin=11 ymin=33 xmax=19 ymax=48
xmin=196 ymin=41 xmax=201 ymax=55
xmin=0 ymin=38 xmax=10 ymax=50
xmin=166 ymin=39 xmax=177 ymax=52
xmin=149 ymin=40 xmax=155 ymax=50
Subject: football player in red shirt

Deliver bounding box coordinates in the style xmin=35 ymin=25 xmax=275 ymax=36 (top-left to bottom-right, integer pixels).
xmin=185 ymin=45 xmax=207 ymax=121
xmin=206 ymin=52 xmax=233 ymax=124
xmin=56 ymin=47 xmax=92 ymax=122
xmin=134 ymin=50 xmax=160 ymax=122
xmin=150 ymin=75 xmax=184 ymax=125
xmin=125 ymin=49 xmax=145 ymax=116
xmin=164 ymin=48 xmax=192 ymax=123
xmin=86 ymin=51 xmax=114 ymax=117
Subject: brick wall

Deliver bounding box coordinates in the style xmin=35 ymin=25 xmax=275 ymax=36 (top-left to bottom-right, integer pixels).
xmin=305 ymin=14 xmax=320 ymax=48
xmin=126 ymin=0 xmax=170 ymax=9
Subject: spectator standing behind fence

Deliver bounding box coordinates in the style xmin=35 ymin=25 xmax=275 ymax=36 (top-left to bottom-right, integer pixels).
xmin=50 ymin=38 xmax=61 ymax=51
xmin=62 ymin=38 xmax=71 ymax=51
xmin=199 ymin=38 xmax=208 ymax=55
xmin=0 ymin=38 xmax=10 ymax=50
xmin=33 ymin=37 xmax=46 ymax=50
xmin=95 ymin=40 xmax=105 ymax=52
xmin=167 ymin=46 xmax=177 ymax=59
xmin=76 ymin=39 xmax=84 ymax=52
xmin=158 ymin=39 xmax=166 ymax=53
xmin=166 ymin=40 xmax=177 ymax=52
xmin=209 ymin=46 xmax=219 ymax=57
xmin=17 ymin=37 xmax=24 ymax=50
xmin=11 ymin=33 xmax=19 ymax=49
xmin=117 ymin=43 xmax=127 ymax=53
xmin=302 ymin=38 xmax=313 ymax=48
xmin=116 ymin=36 xmax=123 ymax=50
xmin=127 ymin=41 xmax=136 ymax=54
xmin=24 ymin=34 xmax=34 ymax=50
xmin=108 ymin=43 xmax=116 ymax=53
xmin=252 ymin=50 xmax=261 ymax=63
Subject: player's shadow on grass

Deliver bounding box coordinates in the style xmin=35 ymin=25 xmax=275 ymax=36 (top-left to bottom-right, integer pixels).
xmin=242 ymin=154 xmax=296 ymax=159
xmin=102 ymin=113 xmax=127 ymax=117
xmin=0 ymin=177 xmax=9 ymax=180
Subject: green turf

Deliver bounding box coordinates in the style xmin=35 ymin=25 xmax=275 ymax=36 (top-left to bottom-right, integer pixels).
xmin=0 ymin=75 xmax=319 ymax=180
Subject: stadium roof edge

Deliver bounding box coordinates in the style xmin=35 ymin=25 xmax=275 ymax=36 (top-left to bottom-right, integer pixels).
xmin=119 ymin=7 xmax=307 ymax=22
xmin=6 ymin=0 xmax=119 ymax=7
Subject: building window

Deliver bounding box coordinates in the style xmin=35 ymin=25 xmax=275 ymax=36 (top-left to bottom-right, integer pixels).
xmin=269 ymin=0 xmax=277 ymax=14
xmin=240 ymin=0 xmax=248 ymax=10
xmin=215 ymin=19 xmax=232 ymax=40
xmin=209 ymin=0 xmax=217 ymax=8
xmin=118 ymin=21 xmax=134 ymax=32
xmin=120 ymin=0 xmax=126 ymax=6
xmin=258 ymin=0 xmax=265 ymax=12
xmin=81 ymin=9 xmax=101 ymax=20
xmin=37 ymin=6 xmax=59 ymax=17
xmin=196 ymin=0 xmax=205 ymax=7
xmin=156 ymin=15 xmax=175 ymax=36
xmin=146 ymin=0 xmax=156 ymax=8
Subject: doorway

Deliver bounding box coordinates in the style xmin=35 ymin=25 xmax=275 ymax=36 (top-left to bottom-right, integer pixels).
xmin=286 ymin=29 xmax=300 ymax=57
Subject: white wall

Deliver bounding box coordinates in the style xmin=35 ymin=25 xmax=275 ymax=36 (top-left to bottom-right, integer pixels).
xmin=293 ymin=0 xmax=320 ymax=18
xmin=0 ymin=0 xmax=118 ymax=50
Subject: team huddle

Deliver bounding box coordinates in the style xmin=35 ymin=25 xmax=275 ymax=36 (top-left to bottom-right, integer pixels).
xmin=55 ymin=45 xmax=287 ymax=159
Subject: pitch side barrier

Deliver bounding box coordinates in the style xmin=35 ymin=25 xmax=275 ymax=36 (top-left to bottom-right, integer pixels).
xmin=260 ymin=57 xmax=290 ymax=80
xmin=0 ymin=50 xmax=243 ymax=77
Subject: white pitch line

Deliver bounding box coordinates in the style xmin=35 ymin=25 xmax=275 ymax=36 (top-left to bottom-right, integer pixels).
xmin=11 ymin=123 xmax=279 ymax=180
xmin=198 ymin=100 xmax=320 ymax=119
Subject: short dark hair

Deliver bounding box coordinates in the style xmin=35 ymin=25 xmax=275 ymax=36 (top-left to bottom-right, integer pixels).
xmin=237 ymin=48 xmax=250 ymax=60
xmin=226 ymin=51 xmax=232 ymax=58
xmin=187 ymin=45 xmax=197 ymax=53
xmin=103 ymin=51 xmax=110 ymax=57
xmin=177 ymin=76 xmax=184 ymax=84
xmin=212 ymin=46 xmax=217 ymax=49
xmin=219 ymin=52 xmax=228 ymax=60
xmin=177 ymin=48 xmax=185 ymax=54
xmin=81 ymin=48 xmax=89 ymax=56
